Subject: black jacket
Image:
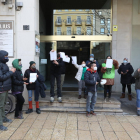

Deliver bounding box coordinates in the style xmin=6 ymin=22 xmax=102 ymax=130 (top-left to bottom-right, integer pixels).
xmin=11 ymin=70 xmax=24 ymax=92
xmin=60 ymin=61 xmax=66 ymax=74
xmin=50 ymin=58 xmax=63 ymax=75
xmin=0 ymin=51 xmax=13 ymax=92
xmin=118 ymin=63 xmax=134 ymax=84
xmin=24 ymin=68 xmax=40 ymax=90
xmin=84 ymin=69 xmax=100 ymax=92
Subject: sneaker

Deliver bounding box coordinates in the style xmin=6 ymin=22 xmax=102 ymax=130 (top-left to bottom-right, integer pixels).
xmin=58 ymin=97 xmax=62 ymax=103
xmin=50 ymin=97 xmax=54 ymax=103
xmin=0 ymin=125 xmax=8 ymax=131
xmin=90 ymin=111 xmax=96 ymax=116
xmin=36 ymin=108 xmax=41 ymax=114
xmin=26 ymin=109 xmax=33 ymax=114
xmin=104 ymin=98 xmax=107 ymax=103
xmin=137 ymin=110 xmax=140 ymax=116
xmin=86 ymin=112 xmax=90 ymax=117
xmin=19 ymin=111 xmax=23 ymax=117
xmin=3 ymin=117 xmax=12 ymax=123
xmin=15 ymin=116 xmax=24 ymax=119
xmin=78 ymin=95 xmax=81 ymax=99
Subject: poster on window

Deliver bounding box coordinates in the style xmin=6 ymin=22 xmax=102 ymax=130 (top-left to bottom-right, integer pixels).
xmin=0 ymin=21 xmax=14 ymax=57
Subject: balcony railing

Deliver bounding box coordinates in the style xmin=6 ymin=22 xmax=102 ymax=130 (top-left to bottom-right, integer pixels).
xmin=65 ymin=20 xmax=72 ymax=25
xmin=55 ymin=21 xmax=62 ymax=26
xmin=75 ymin=20 xmax=82 ymax=25
xmin=85 ymin=20 xmax=92 ymax=25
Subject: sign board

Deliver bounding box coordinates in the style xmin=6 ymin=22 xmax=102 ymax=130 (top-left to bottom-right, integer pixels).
xmin=0 ymin=21 xmax=14 ymax=57
xmin=113 ymin=25 xmax=118 ymax=31
xmin=41 ymin=59 xmax=47 ymax=64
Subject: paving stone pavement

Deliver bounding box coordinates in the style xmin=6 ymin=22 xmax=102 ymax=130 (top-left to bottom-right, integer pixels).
xmin=1 ymin=112 xmax=140 ymax=140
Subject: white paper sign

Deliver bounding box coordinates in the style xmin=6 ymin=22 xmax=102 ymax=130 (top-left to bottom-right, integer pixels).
xmin=29 ymin=73 xmax=37 ymax=83
xmin=106 ymin=59 xmax=113 ymax=68
xmin=71 ymin=56 xmax=77 ymax=64
xmin=63 ymin=57 xmax=70 ymax=63
xmin=60 ymin=52 xmax=65 ymax=60
xmin=50 ymin=51 xmax=57 ymax=60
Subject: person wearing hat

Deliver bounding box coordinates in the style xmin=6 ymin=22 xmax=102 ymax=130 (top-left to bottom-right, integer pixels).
xmin=12 ymin=59 xmax=28 ymax=119
xmin=86 ymin=54 xmax=99 ymax=69
xmin=24 ymin=61 xmax=40 ymax=114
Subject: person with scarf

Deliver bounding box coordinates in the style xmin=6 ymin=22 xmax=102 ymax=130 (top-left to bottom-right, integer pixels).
xmin=12 ymin=59 xmax=28 ymax=119
xmin=101 ymin=56 xmax=119 ymax=102
xmin=118 ymin=58 xmax=134 ymax=100
xmin=24 ymin=61 xmax=40 ymax=114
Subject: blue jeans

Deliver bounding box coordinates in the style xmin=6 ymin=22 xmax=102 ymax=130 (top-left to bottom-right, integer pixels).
xmin=28 ymin=90 xmax=35 ymax=101
xmin=86 ymin=92 xmax=97 ymax=113
xmin=136 ymin=89 xmax=140 ymax=108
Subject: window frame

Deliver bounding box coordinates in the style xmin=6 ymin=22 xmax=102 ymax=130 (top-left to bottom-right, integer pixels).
xmin=67 ymin=27 xmax=71 ymax=35
xmin=57 ymin=27 xmax=61 ymax=35
xmin=77 ymin=27 xmax=81 ymax=35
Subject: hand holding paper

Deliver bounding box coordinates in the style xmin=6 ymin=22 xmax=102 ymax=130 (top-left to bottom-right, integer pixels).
xmin=106 ymin=59 xmax=113 ymax=68
xmin=29 ymin=73 xmax=37 ymax=83
xmin=50 ymin=51 xmax=57 ymax=60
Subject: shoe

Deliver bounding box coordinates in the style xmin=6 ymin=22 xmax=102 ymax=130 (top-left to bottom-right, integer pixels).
xmin=90 ymin=111 xmax=96 ymax=116
xmin=78 ymin=95 xmax=81 ymax=99
xmin=50 ymin=97 xmax=54 ymax=103
xmin=84 ymin=95 xmax=87 ymax=99
xmin=15 ymin=116 xmax=24 ymax=119
xmin=86 ymin=112 xmax=90 ymax=117
xmin=19 ymin=111 xmax=23 ymax=117
xmin=36 ymin=108 xmax=41 ymax=114
xmin=104 ymin=98 xmax=107 ymax=102
xmin=58 ymin=97 xmax=62 ymax=103
xmin=0 ymin=125 xmax=8 ymax=131
xmin=26 ymin=109 xmax=33 ymax=114
xmin=3 ymin=117 xmax=12 ymax=123
xmin=120 ymin=93 xmax=125 ymax=98
xmin=108 ymin=98 xmax=111 ymax=103
xmin=128 ymin=94 xmax=132 ymax=101
xmin=137 ymin=110 xmax=140 ymax=116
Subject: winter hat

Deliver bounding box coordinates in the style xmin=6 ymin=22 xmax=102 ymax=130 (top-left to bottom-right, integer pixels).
xmin=29 ymin=61 xmax=36 ymax=67
xmin=90 ymin=54 xmax=94 ymax=57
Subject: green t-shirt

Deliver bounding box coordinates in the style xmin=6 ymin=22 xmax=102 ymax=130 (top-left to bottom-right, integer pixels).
xmin=102 ymin=63 xmax=115 ymax=79
xmin=81 ymin=67 xmax=87 ymax=80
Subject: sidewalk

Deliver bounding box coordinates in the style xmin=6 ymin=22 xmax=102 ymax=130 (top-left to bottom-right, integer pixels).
xmin=1 ymin=112 xmax=140 ymax=140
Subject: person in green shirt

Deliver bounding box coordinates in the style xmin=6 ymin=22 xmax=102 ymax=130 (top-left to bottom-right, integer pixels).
xmin=101 ymin=56 xmax=119 ymax=102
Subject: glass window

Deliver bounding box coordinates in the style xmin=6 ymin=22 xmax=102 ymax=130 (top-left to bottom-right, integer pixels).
xmin=58 ymin=10 xmax=61 ymax=12
xmin=87 ymin=16 xmax=91 ymax=24
xmin=100 ymin=18 xmax=105 ymax=25
xmin=72 ymin=9 xmax=76 ymax=11
xmin=85 ymin=9 xmax=90 ymax=11
xmin=107 ymin=18 xmax=110 ymax=32
xmin=57 ymin=17 xmax=61 ymax=24
xmin=100 ymin=28 xmax=105 ymax=34
xmin=79 ymin=9 xmax=82 ymax=11
xmin=77 ymin=27 xmax=81 ymax=35
xmin=65 ymin=9 xmax=69 ymax=11
xmin=98 ymin=11 xmax=102 ymax=15
xmin=107 ymin=18 xmax=110 ymax=23
xmin=87 ymin=27 xmax=91 ymax=35
xmin=57 ymin=27 xmax=61 ymax=35
xmin=67 ymin=16 xmax=71 ymax=24
xmin=77 ymin=16 xmax=81 ymax=24
xmin=67 ymin=27 xmax=71 ymax=35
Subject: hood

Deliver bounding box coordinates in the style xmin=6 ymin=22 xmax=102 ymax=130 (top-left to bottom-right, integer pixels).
xmin=12 ymin=59 xmax=22 ymax=70
xmin=87 ymin=68 xmax=95 ymax=73
xmin=0 ymin=50 xmax=8 ymax=63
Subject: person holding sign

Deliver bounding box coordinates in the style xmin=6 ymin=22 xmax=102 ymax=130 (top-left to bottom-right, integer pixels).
xmin=50 ymin=50 xmax=63 ymax=103
xmin=101 ymin=56 xmax=119 ymax=102
xmin=24 ymin=61 xmax=41 ymax=114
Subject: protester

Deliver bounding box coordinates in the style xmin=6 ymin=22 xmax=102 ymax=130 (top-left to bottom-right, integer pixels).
xmin=12 ymin=59 xmax=27 ymax=119
xmin=50 ymin=51 xmax=63 ymax=103
xmin=101 ymin=56 xmax=119 ymax=102
xmin=86 ymin=54 xmax=99 ymax=69
xmin=118 ymin=58 xmax=134 ymax=100
xmin=0 ymin=50 xmax=16 ymax=131
xmin=24 ymin=61 xmax=41 ymax=114
xmin=134 ymin=68 xmax=140 ymax=116
xmin=84 ymin=63 xmax=100 ymax=117
xmin=73 ymin=61 xmax=88 ymax=99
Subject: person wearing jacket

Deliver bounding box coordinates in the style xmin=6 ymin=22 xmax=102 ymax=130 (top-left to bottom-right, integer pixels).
xmin=118 ymin=58 xmax=134 ymax=100
xmin=101 ymin=56 xmax=119 ymax=102
xmin=134 ymin=68 xmax=140 ymax=116
xmin=84 ymin=63 xmax=100 ymax=117
xmin=0 ymin=50 xmax=16 ymax=131
xmin=86 ymin=54 xmax=99 ymax=69
xmin=24 ymin=61 xmax=40 ymax=114
xmin=74 ymin=61 xmax=88 ymax=99
xmin=12 ymin=59 xmax=28 ymax=119
xmin=50 ymin=51 xmax=63 ymax=103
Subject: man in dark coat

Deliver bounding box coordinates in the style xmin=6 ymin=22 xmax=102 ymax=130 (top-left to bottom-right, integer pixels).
xmin=0 ymin=50 xmax=16 ymax=131
xmin=118 ymin=58 xmax=134 ymax=100
xmin=50 ymin=51 xmax=63 ymax=103
xmin=84 ymin=63 xmax=100 ymax=117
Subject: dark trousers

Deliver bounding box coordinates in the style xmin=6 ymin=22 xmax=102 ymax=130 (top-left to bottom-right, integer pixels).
xmin=104 ymin=85 xmax=112 ymax=98
xmin=50 ymin=74 xmax=61 ymax=97
xmin=122 ymin=84 xmax=131 ymax=94
xmin=15 ymin=93 xmax=25 ymax=117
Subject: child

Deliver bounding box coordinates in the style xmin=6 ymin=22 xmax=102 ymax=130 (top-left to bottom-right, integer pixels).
xmin=12 ymin=59 xmax=27 ymax=119
xmin=74 ymin=61 xmax=88 ymax=99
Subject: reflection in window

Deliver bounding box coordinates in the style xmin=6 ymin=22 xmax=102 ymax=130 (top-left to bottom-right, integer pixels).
xmin=87 ymin=27 xmax=91 ymax=35
xmin=87 ymin=16 xmax=91 ymax=24
xmin=67 ymin=16 xmax=71 ymax=24
xmin=100 ymin=18 xmax=105 ymax=25
xmin=57 ymin=27 xmax=61 ymax=35
xmin=77 ymin=27 xmax=81 ymax=35
xmin=57 ymin=17 xmax=61 ymax=24
xmin=67 ymin=27 xmax=71 ymax=35
xmin=77 ymin=16 xmax=81 ymax=24
xmin=100 ymin=28 xmax=105 ymax=34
